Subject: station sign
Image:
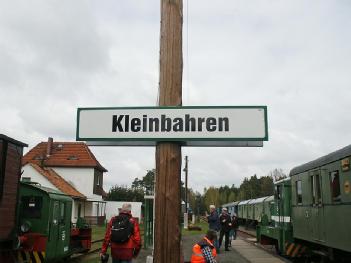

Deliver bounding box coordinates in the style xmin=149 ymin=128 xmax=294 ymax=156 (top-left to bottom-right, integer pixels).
xmin=76 ymin=106 xmax=268 ymax=147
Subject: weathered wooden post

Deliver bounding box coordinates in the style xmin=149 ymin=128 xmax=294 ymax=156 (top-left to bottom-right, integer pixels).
xmin=76 ymin=3 xmax=268 ymax=258
xmin=154 ymin=0 xmax=183 ymax=262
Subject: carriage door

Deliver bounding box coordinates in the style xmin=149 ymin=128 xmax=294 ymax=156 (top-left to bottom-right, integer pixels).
xmin=311 ymin=170 xmax=325 ymax=242
xmin=50 ymin=201 xmax=60 ymax=258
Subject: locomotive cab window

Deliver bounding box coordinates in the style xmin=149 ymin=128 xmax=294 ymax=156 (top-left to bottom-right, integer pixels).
xmin=296 ymin=180 xmax=302 ymax=205
xmin=330 ymin=171 xmax=341 ymax=202
xmin=275 ymin=185 xmax=281 ymax=200
xmin=21 ymin=196 xmax=43 ymax=218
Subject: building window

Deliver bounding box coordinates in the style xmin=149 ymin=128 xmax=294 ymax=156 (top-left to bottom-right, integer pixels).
xmin=93 ymin=170 xmax=103 ymax=195
xmin=97 ymin=174 xmax=100 ymax=186
xmin=311 ymin=174 xmax=321 ymax=204
xmin=296 ymin=180 xmax=302 ymax=205
xmin=78 ymin=203 xmax=82 ymax=218
xmin=330 ymin=171 xmax=341 ymax=202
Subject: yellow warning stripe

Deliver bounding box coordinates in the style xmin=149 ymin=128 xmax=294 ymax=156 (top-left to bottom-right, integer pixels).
xmin=33 ymin=251 xmax=41 ymax=262
xmin=286 ymin=243 xmax=295 ymax=256
xmin=17 ymin=251 xmax=45 ymax=263
xmin=291 ymin=244 xmax=301 ymax=257
xmin=284 ymin=243 xmax=308 ymax=258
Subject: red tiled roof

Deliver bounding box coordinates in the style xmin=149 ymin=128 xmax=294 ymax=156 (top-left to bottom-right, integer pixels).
xmin=30 ymin=163 xmax=86 ymax=199
xmin=23 ymin=141 xmax=107 ymax=172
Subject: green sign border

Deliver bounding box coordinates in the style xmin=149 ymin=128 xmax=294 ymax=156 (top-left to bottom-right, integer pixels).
xmin=76 ymin=106 xmax=268 ymax=142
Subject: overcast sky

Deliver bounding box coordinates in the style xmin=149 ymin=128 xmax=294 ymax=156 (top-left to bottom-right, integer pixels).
xmin=1 ymin=1 xmax=351 ymax=193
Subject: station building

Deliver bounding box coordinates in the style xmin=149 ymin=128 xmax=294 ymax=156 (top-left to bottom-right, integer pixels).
xmin=21 ymin=137 xmax=107 ymax=225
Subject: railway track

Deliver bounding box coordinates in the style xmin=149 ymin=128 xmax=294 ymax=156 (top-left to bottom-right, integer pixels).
xmin=68 ymin=239 xmax=104 ymax=262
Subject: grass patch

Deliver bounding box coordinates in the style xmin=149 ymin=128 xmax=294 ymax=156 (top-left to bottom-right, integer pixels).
xmin=91 ymin=225 xmax=107 ymax=241
xmin=182 ymin=222 xmax=208 ymax=236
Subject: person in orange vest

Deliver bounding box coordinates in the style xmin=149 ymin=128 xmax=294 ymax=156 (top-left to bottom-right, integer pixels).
xmin=191 ymin=229 xmax=218 ymax=263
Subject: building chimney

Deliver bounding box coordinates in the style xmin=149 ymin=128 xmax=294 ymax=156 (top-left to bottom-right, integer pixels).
xmin=46 ymin=137 xmax=53 ymax=157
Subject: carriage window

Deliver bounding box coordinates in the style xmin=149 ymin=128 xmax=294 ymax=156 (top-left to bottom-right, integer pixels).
xmin=311 ymin=175 xmax=321 ymax=204
xmin=21 ymin=196 xmax=43 ymax=218
xmin=330 ymin=171 xmax=341 ymax=202
xmin=296 ymin=180 xmax=302 ymax=205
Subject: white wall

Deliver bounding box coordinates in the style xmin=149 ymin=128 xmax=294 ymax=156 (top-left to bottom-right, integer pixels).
xmin=84 ymin=202 xmax=93 ymax=216
xmin=22 ymin=164 xmax=57 ymax=189
xmin=53 ymin=167 xmax=101 ymax=200
xmin=105 ymin=201 xmax=142 ymax=221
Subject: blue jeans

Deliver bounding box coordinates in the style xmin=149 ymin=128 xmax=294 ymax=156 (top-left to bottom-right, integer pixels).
xmin=212 ymin=230 xmax=220 ymax=252
xmin=113 ymin=260 xmax=132 ymax=263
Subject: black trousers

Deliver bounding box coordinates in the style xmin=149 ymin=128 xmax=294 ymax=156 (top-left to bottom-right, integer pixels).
xmin=219 ymin=230 xmax=230 ymax=249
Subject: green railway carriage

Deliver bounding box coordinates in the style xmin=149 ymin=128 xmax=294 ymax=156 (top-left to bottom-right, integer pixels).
xmin=290 ymin=145 xmax=351 ymax=256
xmin=247 ymin=199 xmax=256 ymax=221
xmin=236 ymin=196 xmax=273 ymax=223
xmin=18 ymin=182 xmax=73 ymax=262
xmin=238 ymin=199 xmax=251 ymax=220
xmin=262 ymin=195 xmax=274 ymax=224
xmin=257 ymin=145 xmax=351 ymax=260
xmin=222 ymin=201 xmax=239 ymax=216
xmin=257 ymin=178 xmax=293 ymax=255
xmin=252 ymin=197 xmax=269 ymax=222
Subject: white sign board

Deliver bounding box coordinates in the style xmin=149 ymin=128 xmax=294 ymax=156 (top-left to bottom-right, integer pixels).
xmin=76 ymin=106 xmax=268 ymax=146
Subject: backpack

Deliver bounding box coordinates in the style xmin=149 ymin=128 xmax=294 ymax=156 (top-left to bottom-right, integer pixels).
xmin=111 ymin=214 xmax=134 ymax=243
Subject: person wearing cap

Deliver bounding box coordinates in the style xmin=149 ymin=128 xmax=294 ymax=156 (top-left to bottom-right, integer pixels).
xmin=206 ymin=205 xmax=220 ymax=252
xmin=231 ymin=213 xmax=239 ymax=241
xmin=190 ymin=229 xmax=218 ymax=263
xmin=219 ymin=207 xmax=232 ymax=252
xmin=100 ymin=203 xmax=141 ymax=263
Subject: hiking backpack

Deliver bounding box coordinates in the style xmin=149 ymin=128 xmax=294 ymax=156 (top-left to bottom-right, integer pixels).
xmin=111 ymin=214 xmax=134 ymax=243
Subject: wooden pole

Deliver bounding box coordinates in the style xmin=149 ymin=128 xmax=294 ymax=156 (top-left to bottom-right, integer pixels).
xmin=183 ymin=155 xmax=189 ymax=229
xmin=154 ymin=0 xmax=183 ymax=262
xmin=184 ymin=155 xmax=188 ymax=212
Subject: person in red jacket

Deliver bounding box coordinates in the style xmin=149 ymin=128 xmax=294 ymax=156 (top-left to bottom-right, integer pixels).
xmin=100 ymin=203 xmax=141 ymax=263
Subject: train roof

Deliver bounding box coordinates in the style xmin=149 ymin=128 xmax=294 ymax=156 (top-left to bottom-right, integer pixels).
xmin=222 ymin=201 xmax=240 ymax=207
xmin=238 ymin=199 xmax=252 ymax=205
xmin=0 ymin=134 xmax=28 ymax=147
xmin=274 ymin=177 xmax=291 ymax=184
xmin=250 ymin=196 xmax=269 ymax=204
xmin=20 ymin=182 xmax=73 ymax=200
xmin=264 ymin=195 xmax=274 ymax=202
xmin=290 ymin=144 xmax=351 ymax=176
